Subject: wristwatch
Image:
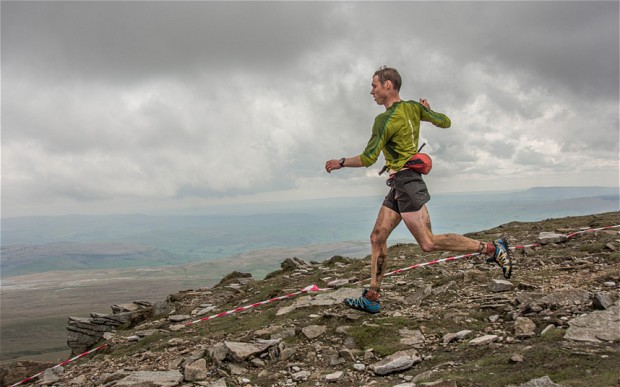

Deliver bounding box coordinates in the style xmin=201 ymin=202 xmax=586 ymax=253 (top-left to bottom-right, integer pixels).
xmin=339 ymin=158 xmax=345 ymax=167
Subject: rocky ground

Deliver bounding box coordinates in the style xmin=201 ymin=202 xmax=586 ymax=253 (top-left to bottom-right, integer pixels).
xmin=2 ymin=212 xmax=619 ymax=387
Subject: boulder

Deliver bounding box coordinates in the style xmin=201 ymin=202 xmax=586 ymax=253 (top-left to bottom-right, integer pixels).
xmin=489 ymin=279 xmax=514 ymax=292
xmin=538 ymin=232 xmax=568 ymax=244
xmin=184 ymin=358 xmax=207 ymax=382
xmin=564 ymin=305 xmax=620 ymax=343
xmin=468 ymin=335 xmax=498 ymax=346
xmin=302 ymin=325 xmax=327 ymax=339
xmin=520 ymin=375 xmax=564 ymax=386
xmin=281 ymin=257 xmax=313 ymax=271
xmin=514 ymin=317 xmax=537 ymax=338
xmin=371 ymin=350 xmax=421 ymax=375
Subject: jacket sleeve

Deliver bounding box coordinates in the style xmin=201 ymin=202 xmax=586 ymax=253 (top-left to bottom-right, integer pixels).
xmin=359 ymin=116 xmax=389 ymax=167
xmin=419 ymin=103 xmax=451 ymax=128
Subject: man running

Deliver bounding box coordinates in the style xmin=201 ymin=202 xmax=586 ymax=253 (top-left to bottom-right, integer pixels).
xmin=325 ymin=66 xmax=512 ymax=314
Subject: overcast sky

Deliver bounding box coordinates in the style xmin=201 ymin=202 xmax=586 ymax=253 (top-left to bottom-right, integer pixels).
xmin=2 ymin=1 xmax=619 ymax=217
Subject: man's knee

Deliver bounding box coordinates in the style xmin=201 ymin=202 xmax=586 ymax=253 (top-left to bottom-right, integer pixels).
xmin=370 ymin=228 xmax=388 ymax=246
xmin=419 ymin=240 xmax=436 ymax=252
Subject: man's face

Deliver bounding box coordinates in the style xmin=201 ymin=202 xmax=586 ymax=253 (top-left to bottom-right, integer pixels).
xmin=370 ymin=75 xmax=388 ymax=105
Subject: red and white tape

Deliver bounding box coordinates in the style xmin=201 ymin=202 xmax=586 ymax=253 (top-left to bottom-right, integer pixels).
xmin=185 ymin=284 xmax=329 ymax=326
xmin=10 ymin=224 xmax=619 ymax=386
xmin=384 ymin=224 xmax=619 ymax=277
xmin=9 ymin=344 xmax=108 ymax=387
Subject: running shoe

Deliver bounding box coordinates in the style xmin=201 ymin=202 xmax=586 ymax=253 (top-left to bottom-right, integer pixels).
xmin=489 ymin=238 xmax=512 ymax=279
xmin=343 ymin=289 xmax=381 ymax=314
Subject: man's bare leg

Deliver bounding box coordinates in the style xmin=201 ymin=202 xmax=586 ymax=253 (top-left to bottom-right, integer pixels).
xmin=368 ymin=205 xmax=402 ymax=298
xmin=400 ymin=204 xmax=513 ymax=278
xmin=400 ymin=204 xmax=480 ymax=252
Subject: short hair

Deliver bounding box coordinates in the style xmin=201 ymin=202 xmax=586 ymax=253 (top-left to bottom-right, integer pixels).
xmin=374 ymin=66 xmax=402 ymax=91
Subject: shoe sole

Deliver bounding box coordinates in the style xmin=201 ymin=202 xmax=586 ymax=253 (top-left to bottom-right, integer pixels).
xmin=499 ymin=239 xmax=512 ymax=279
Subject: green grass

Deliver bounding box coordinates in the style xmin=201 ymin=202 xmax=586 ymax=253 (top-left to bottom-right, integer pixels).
xmin=579 ymin=242 xmax=609 ymax=254
xmin=419 ymin=337 xmax=620 ymax=387
xmin=346 ymin=316 xmax=420 ymax=357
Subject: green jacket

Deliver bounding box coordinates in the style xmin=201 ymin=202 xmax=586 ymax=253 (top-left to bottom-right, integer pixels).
xmin=360 ymin=100 xmax=451 ymax=170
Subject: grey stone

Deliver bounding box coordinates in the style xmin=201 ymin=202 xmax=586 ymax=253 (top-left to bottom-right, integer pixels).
xmin=195 ymin=305 xmax=218 ymax=316
xmin=514 ymin=317 xmax=537 ymax=338
xmin=224 ymin=340 xmax=275 ymax=361
xmin=227 ymin=363 xmax=247 ymax=375
xmin=339 ymin=348 xmax=355 ymax=361
xmin=327 ymin=279 xmax=350 ymax=288
xmin=277 ymin=288 xmax=360 ymax=315
xmin=456 ymin=330 xmax=473 ymax=340
xmin=510 ymin=354 xmax=525 ymax=363
xmin=565 ymin=305 xmax=620 ymax=343
xmin=325 ymin=370 xmax=343 ymax=382
xmin=250 ymin=358 xmax=266 ymax=367
xmin=419 ymin=381 xmax=458 ymax=387
xmin=520 ymin=375 xmax=564 ymax=386
xmin=271 ymin=328 xmax=296 ymax=340
xmin=301 ymin=325 xmax=327 ymax=339
xmin=279 ymin=347 xmax=296 ymax=361
xmin=281 ymin=257 xmax=313 ymax=271
xmin=593 ymin=292 xmax=614 ymax=310
xmin=291 ymin=370 xmax=311 ymax=381
xmin=111 ymin=303 xmax=140 ymax=313
xmin=184 ymin=358 xmax=207 ymax=381
xmin=168 ymin=315 xmax=191 ymax=322
xmin=371 ymin=350 xmax=421 ymax=375
xmin=468 ymin=335 xmax=498 ymax=346
xmin=442 ymin=333 xmax=458 ymax=344
xmin=538 ymin=232 xmax=568 ymax=244
xmin=115 ymin=370 xmax=184 ymax=386
xmin=489 ymin=279 xmax=514 ymax=292
xmin=40 ymin=368 xmax=60 ymax=385
xmin=97 ymin=370 xmax=129 ymax=385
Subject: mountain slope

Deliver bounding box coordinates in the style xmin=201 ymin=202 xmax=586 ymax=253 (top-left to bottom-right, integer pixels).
xmin=2 ymin=212 xmax=619 ymax=387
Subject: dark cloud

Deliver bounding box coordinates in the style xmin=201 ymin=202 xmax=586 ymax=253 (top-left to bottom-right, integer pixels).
xmin=2 ymin=2 xmax=342 ymax=83
xmin=1 ymin=1 xmax=617 ymax=216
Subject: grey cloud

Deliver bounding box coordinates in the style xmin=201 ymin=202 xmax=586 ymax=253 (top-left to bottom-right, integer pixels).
xmin=345 ymin=2 xmax=618 ymax=100
xmin=2 ymin=2 xmax=343 ymax=83
xmin=1 ymin=1 xmax=617 ymax=216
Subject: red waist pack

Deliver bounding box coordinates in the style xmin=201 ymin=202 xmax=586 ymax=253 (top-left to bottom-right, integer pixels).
xmin=404 ymin=153 xmax=432 ymax=175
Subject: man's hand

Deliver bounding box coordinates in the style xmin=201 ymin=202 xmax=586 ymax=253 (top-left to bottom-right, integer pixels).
xmin=419 ymin=98 xmax=431 ymax=110
xmin=325 ymin=159 xmax=342 ymax=173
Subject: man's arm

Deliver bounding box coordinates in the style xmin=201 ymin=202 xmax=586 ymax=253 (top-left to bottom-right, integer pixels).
xmin=418 ymin=98 xmax=451 ymax=128
xmin=325 ymin=155 xmax=364 ymax=173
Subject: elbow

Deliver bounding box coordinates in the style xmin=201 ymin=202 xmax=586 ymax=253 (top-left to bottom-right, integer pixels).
xmin=359 ymin=154 xmax=375 ymax=167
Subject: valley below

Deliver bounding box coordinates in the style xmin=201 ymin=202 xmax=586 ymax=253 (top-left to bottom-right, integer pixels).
xmin=0 ymin=241 xmax=369 ymax=362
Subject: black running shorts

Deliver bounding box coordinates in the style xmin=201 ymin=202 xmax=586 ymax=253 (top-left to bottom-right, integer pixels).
xmin=382 ymin=169 xmax=431 ymax=213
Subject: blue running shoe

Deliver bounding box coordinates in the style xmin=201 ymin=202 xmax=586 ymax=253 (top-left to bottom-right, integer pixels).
xmin=490 ymin=238 xmax=512 ymax=279
xmin=343 ymin=289 xmax=380 ymax=314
